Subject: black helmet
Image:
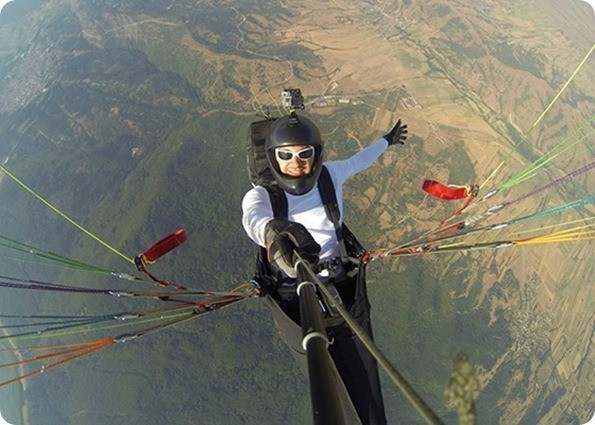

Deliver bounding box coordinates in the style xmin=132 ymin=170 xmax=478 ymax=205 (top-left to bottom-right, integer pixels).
xmin=265 ymin=113 xmax=324 ymax=195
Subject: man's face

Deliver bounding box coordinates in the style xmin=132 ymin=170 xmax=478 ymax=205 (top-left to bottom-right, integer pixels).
xmin=274 ymin=145 xmax=315 ymax=177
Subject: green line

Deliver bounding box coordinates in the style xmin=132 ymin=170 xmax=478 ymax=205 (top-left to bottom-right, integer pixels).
xmin=0 ymin=310 xmax=198 ymax=343
xmin=0 ymin=252 xmax=84 ymax=271
xmin=509 ymin=195 xmax=595 ymax=225
xmin=1 ymin=294 xmax=251 ymax=344
xmin=501 ymin=120 xmax=595 ymax=190
xmin=489 ymin=44 xmax=595 ymax=191
xmin=0 ymin=235 xmax=114 ymax=274
xmin=0 ymin=165 xmax=134 ymax=265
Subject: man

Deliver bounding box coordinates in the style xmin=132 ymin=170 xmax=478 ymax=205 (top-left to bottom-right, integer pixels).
xmin=242 ymin=112 xmax=407 ymax=425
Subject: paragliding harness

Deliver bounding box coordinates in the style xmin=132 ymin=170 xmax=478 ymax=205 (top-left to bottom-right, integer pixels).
xmin=247 ymin=117 xmax=387 ymax=425
xmin=247 ymin=118 xmax=369 ymax=325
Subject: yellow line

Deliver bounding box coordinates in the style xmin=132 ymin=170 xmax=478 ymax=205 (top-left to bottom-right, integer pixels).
xmin=516 ymin=234 xmax=595 ymax=245
xmin=527 ymin=43 xmax=595 ymax=135
xmin=479 ymin=161 xmax=505 ymax=190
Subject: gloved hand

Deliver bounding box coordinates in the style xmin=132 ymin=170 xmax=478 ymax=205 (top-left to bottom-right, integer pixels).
xmin=383 ymin=119 xmax=408 ymax=146
xmin=265 ymin=219 xmax=321 ymax=278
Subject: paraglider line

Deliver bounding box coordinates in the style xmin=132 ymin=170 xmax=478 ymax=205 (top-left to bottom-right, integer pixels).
xmin=0 ymin=165 xmax=134 ymax=265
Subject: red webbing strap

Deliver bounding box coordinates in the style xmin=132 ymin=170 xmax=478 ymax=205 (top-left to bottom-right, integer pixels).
xmin=422 ymin=180 xmax=472 ymax=200
xmin=134 ymin=229 xmax=188 ymax=290
xmin=141 ymin=229 xmax=188 ymax=263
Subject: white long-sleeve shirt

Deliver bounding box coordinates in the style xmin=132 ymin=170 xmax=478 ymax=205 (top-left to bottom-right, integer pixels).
xmin=242 ymin=138 xmax=389 ymax=262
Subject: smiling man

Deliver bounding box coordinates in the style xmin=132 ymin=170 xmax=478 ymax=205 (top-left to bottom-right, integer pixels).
xmin=242 ymin=111 xmax=407 ymax=424
xmin=274 ymin=145 xmax=315 ymax=177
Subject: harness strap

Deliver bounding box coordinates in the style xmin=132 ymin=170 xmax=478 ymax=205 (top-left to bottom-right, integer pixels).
xmin=267 ymin=184 xmax=288 ymax=219
xmin=317 ymin=166 xmax=349 ymax=262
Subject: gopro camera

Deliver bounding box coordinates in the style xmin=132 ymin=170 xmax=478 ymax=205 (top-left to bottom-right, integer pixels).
xmin=281 ymin=88 xmax=304 ymax=110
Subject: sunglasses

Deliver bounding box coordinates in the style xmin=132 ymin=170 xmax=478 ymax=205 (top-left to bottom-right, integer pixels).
xmin=275 ymin=146 xmax=315 ymax=162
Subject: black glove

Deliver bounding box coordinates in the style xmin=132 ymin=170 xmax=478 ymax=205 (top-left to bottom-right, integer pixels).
xmin=265 ymin=219 xmax=321 ymax=278
xmin=383 ymin=119 xmax=408 ymax=146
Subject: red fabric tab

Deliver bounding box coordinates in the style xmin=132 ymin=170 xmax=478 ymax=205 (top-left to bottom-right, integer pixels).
xmin=142 ymin=229 xmax=188 ymax=262
xmin=422 ymin=180 xmax=469 ymax=200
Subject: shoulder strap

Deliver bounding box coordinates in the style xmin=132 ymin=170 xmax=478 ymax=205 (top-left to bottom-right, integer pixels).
xmin=265 ymin=185 xmax=288 ymax=219
xmin=318 ymin=166 xmax=340 ymax=224
xmin=318 ymin=166 xmax=349 ymax=261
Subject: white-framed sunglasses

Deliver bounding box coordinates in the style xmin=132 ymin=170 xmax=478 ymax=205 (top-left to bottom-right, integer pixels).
xmin=275 ymin=146 xmax=315 ymax=162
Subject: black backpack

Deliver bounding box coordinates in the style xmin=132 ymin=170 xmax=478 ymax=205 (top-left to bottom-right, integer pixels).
xmin=246 ymin=118 xmax=365 ymax=289
xmin=247 ymin=118 xmax=277 ymax=188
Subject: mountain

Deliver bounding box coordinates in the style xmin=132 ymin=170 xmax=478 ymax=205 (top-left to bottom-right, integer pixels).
xmin=0 ymin=0 xmax=593 ymax=424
